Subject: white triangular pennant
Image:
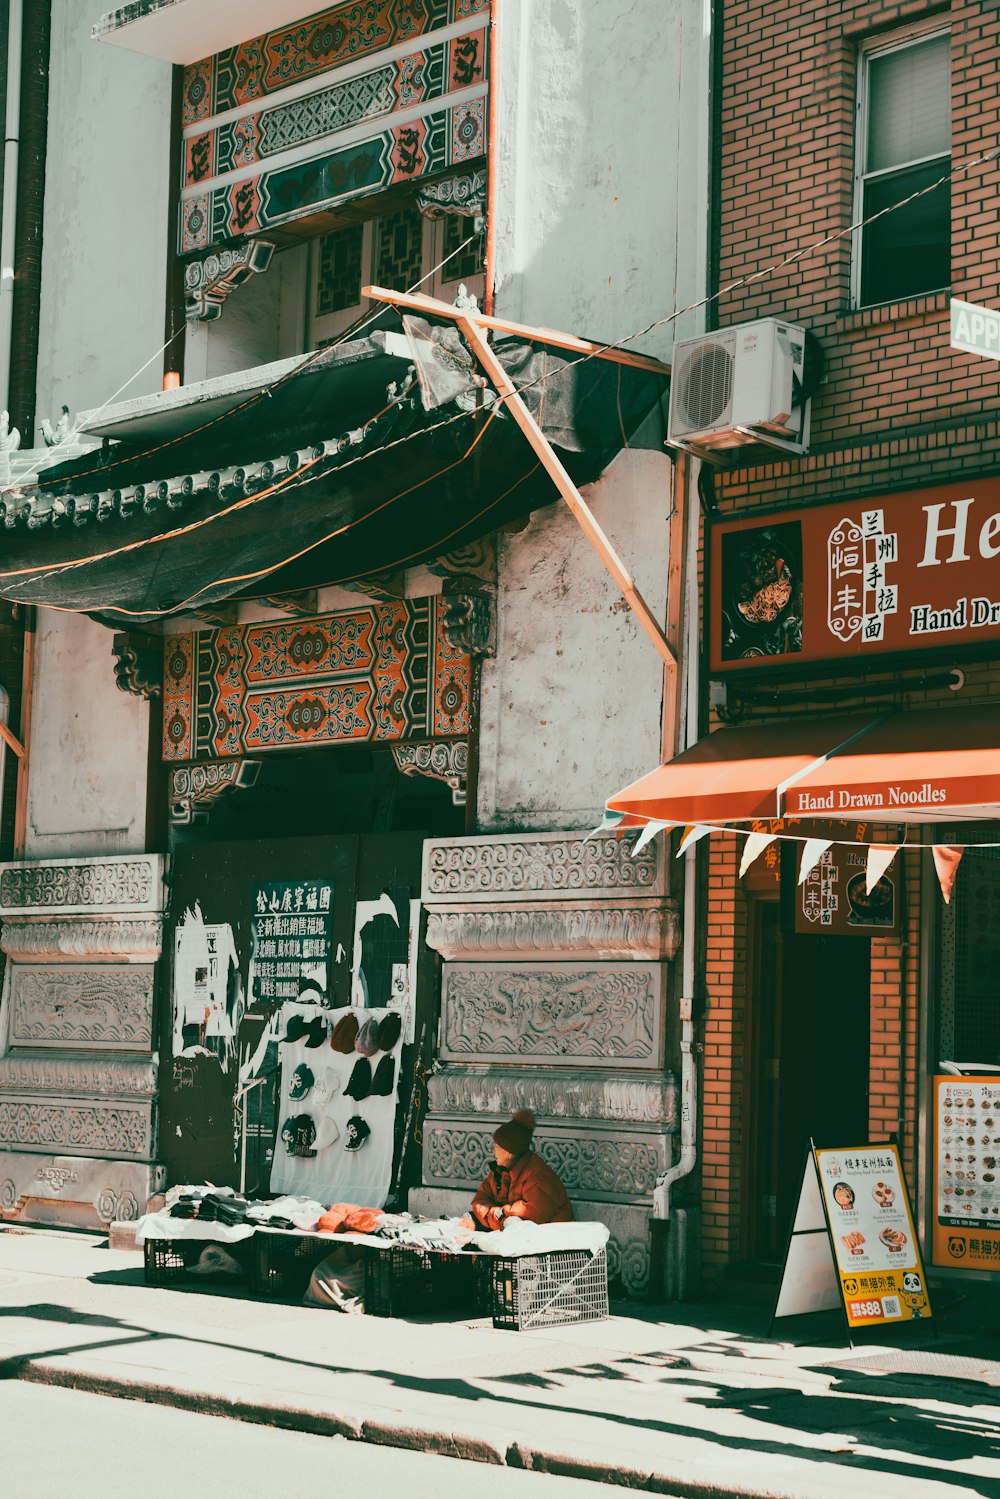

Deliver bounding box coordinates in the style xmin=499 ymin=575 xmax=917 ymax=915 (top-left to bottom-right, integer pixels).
xmin=633 ymin=820 xmax=671 ymax=854
xmin=866 ymin=844 xmax=900 ymax=894
xmin=739 ymin=831 xmax=774 ymax=879
xmin=798 ymin=838 xmax=833 ymax=885
xmin=586 ymin=809 xmax=624 ymax=841
xmin=677 ymin=824 xmax=713 ymax=856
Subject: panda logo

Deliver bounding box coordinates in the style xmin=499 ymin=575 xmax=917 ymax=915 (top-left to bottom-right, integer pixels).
xmin=902 ymin=1272 xmax=923 ymax=1294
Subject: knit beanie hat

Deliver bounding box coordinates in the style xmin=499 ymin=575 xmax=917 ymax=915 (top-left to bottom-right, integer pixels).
xmin=330 ymin=1011 xmax=359 ymax=1054
xmin=377 ymin=1011 xmax=402 ymax=1051
xmin=493 ymin=1108 xmax=536 ymax=1157
xmin=355 ymin=1017 xmax=381 ymax=1056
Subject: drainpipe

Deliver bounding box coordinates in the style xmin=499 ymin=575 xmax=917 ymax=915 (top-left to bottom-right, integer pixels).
xmin=483 ymin=0 xmax=499 ymax=315
xmin=0 ymin=0 xmax=22 ymax=414
xmin=652 ymin=454 xmax=702 ymax=1296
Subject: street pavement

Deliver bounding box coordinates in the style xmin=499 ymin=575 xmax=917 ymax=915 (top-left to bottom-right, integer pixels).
xmin=3 ymin=1381 xmax=641 ymax=1499
xmin=1 ymin=1225 xmax=999 ymax=1498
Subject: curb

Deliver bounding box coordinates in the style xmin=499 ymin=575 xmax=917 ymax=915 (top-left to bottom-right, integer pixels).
xmin=7 ymin=1357 xmax=802 ymax=1499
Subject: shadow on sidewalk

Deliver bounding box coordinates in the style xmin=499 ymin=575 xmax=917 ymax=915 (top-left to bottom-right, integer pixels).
xmin=0 ymin=1299 xmax=998 ymax=1495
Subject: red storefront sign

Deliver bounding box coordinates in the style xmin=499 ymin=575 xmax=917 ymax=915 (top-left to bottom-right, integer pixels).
xmin=709 ymin=478 xmax=1000 ymax=675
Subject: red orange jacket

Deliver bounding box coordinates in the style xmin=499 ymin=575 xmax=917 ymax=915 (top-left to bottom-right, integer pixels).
xmin=471 ymin=1150 xmax=574 ymax=1231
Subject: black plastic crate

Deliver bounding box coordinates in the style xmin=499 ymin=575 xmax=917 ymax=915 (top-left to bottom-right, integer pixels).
xmin=364 ymin=1243 xmax=428 ymax=1317
xmin=486 ymin=1249 xmax=609 ymax=1330
xmin=143 ymin=1238 xmax=201 ymax=1284
xmin=251 ymin=1232 xmax=334 ymax=1299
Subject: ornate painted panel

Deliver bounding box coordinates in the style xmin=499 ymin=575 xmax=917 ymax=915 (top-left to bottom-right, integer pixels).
xmin=162 ymin=596 xmax=471 ymax=761
xmin=179 ymin=0 xmax=489 ymax=253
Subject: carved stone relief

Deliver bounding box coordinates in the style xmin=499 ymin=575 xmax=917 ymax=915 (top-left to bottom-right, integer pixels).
xmin=392 ymin=740 xmax=468 ymax=806
xmin=425 ymin=903 xmax=680 ymax=961
xmin=0 ymin=1152 xmax=166 ymax=1227
xmin=0 ymin=1098 xmax=152 ymax=1159
xmin=9 ymin=965 xmax=155 ymax=1049
xmin=440 ymin=962 xmax=665 ymax=1068
xmin=0 ymin=1054 xmax=157 ymax=1097
xmin=426 ymin=1066 xmax=676 ymax=1126
xmin=1 ymin=918 xmax=163 ymax=962
xmin=0 ymin=855 xmax=166 ymax=915
xmin=423 ymin=1121 xmax=666 ymax=1201
xmin=423 ymin=833 xmax=664 ymax=904
xmin=169 ymin=759 xmax=261 ymax=826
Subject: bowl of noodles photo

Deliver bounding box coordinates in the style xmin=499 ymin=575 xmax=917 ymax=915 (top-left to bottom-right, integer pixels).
xmin=720 ymin=523 xmax=803 ymax=661
xmin=847 ymin=872 xmax=894 ymax=927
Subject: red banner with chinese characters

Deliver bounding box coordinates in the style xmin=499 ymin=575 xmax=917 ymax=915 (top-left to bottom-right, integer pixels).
xmin=709 ymin=477 xmax=1000 ymax=675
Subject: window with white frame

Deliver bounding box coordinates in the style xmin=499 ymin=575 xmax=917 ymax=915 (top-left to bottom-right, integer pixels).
xmin=854 ymin=25 xmax=951 ymax=307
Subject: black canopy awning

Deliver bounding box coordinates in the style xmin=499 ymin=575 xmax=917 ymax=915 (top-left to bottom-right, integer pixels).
xmin=0 ymin=319 xmax=667 ymax=626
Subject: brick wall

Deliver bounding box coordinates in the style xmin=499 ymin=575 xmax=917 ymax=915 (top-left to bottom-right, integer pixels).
xmin=697 ymin=0 xmax=1000 ymax=1276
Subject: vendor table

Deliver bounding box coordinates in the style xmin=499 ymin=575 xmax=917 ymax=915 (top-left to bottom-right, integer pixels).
xmin=143 ymin=1230 xmax=609 ymax=1329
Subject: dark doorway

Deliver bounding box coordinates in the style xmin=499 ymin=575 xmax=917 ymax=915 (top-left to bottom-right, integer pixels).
xmin=746 ymin=900 xmax=871 ymax=1262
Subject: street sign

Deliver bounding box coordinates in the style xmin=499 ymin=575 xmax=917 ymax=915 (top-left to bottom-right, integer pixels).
xmin=951 ymin=298 xmax=1000 ymax=360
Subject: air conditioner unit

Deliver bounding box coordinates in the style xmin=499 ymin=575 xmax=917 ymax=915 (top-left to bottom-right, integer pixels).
xmin=667 ymin=319 xmax=813 ymax=460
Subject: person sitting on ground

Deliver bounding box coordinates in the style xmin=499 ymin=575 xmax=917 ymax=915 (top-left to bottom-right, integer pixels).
xmin=470 ymin=1109 xmax=574 ymax=1230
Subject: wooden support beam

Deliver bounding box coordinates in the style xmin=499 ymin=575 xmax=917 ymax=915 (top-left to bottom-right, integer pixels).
xmin=0 ymin=719 xmax=26 ymax=760
xmin=362 ymin=285 xmax=676 ymax=669
xmin=362 ymin=285 xmax=670 ymax=377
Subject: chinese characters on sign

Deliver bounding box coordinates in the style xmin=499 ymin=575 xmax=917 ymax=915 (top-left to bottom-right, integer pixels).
xmin=932 ymin=1075 xmax=1000 ymax=1271
xmin=250 ymin=880 xmax=333 ymax=1004
xmin=827 ymin=509 xmax=898 ymax=647
xmin=795 ymin=845 xmax=899 ymax=937
xmin=816 ymin=1144 xmax=931 ymax=1328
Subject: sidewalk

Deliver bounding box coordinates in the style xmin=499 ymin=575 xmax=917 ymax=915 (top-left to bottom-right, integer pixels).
xmin=1 ymin=1225 xmax=999 ymax=1499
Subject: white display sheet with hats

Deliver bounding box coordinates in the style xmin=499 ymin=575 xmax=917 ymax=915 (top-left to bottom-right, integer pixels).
xmin=269 ymin=1002 xmax=403 ymax=1207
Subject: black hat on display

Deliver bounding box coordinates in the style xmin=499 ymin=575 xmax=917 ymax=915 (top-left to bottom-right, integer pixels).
xmin=288 ymin=1064 xmax=314 ymax=1101
xmin=304 ymin=1016 xmax=329 ymax=1048
xmin=355 ymin=1017 xmax=380 ymax=1057
xmin=371 ymin=1054 xmax=396 ymax=1097
xmin=377 ymin=1012 xmax=402 ymax=1052
xmin=293 ymin=1115 xmax=318 ymax=1158
xmin=281 ymin=1014 xmax=309 ymax=1045
xmin=345 ymin=1056 xmax=372 ymax=1100
xmin=345 ymin=1115 xmax=371 ymax=1152
xmin=280 ymin=1117 xmax=298 ymax=1154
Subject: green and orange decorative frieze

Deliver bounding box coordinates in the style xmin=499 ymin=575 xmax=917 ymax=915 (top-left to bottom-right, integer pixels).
xmin=179 ymin=0 xmax=488 ymax=255
xmin=162 ymin=597 xmax=471 ymax=762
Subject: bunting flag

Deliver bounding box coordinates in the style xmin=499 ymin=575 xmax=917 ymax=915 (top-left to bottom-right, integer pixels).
xmin=866 ymin=844 xmax=901 ymax=894
xmin=931 ymin=845 xmax=964 ymax=904
xmin=798 ymin=838 xmax=833 ymax=885
xmin=677 ymin=824 xmax=713 ymax=856
xmin=633 ymin=819 xmax=671 ymax=854
xmin=739 ymin=831 xmax=775 ymax=879
xmin=587 ymin=809 xmax=624 ymax=840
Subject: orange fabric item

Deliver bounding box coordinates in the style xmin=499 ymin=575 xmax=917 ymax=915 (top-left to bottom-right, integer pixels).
xmin=317 ymin=1203 xmax=385 ymax=1235
xmin=471 ymin=1150 xmax=574 ymax=1231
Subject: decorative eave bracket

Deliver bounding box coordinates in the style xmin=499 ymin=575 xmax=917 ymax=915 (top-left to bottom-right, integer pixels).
xmin=392 ymin=740 xmax=468 ymax=807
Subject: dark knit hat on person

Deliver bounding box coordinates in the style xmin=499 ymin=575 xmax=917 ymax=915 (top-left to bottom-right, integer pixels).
xmin=493 ymin=1108 xmax=536 ymax=1157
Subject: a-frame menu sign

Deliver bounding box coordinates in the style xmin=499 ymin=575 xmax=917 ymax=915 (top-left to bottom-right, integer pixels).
xmin=772 ymin=1140 xmax=932 ymax=1340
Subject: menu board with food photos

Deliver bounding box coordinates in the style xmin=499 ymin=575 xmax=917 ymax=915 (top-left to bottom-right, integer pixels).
xmin=816 ymin=1144 xmax=930 ymax=1328
xmin=774 ymin=1140 xmax=931 ymax=1334
xmin=932 ymin=1075 xmax=1000 ymax=1271
xmin=793 ymin=844 xmax=900 ymax=937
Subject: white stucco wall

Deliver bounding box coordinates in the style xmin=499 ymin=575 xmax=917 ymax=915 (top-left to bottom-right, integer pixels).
xmin=476 ymin=448 xmax=673 ymax=831
xmin=26 ymin=1 xmax=173 ymax=856
xmin=492 ymin=0 xmax=711 ymax=360
xmin=477 ymin=0 xmax=711 ymax=829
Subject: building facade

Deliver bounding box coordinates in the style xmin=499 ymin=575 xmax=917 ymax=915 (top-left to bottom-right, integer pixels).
xmin=0 ymin=0 xmax=713 ymax=1296
xmin=694 ymin=0 xmax=1000 ymax=1310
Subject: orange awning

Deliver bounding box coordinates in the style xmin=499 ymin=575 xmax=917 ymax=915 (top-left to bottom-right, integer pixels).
xmin=783 ymin=705 xmax=1000 ymax=822
xmin=606 ymin=713 xmax=880 ymax=826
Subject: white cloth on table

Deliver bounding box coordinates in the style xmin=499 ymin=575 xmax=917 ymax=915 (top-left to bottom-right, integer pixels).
xmin=135 ymin=1212 xmax=256 ymax=1245
xmin=470 ymin=1220 xmax=610 ymax=1257
xmin=244 ymin=1195 xmax=325 ymax=1230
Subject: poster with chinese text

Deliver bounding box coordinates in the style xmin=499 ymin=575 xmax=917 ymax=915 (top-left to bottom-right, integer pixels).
xmin=932 ymin=1075 xmax=1000 ymax=1271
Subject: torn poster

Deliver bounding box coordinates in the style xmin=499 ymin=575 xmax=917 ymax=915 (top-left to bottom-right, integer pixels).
xmin=173 ymin=904 xmax=243 ymax=1069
